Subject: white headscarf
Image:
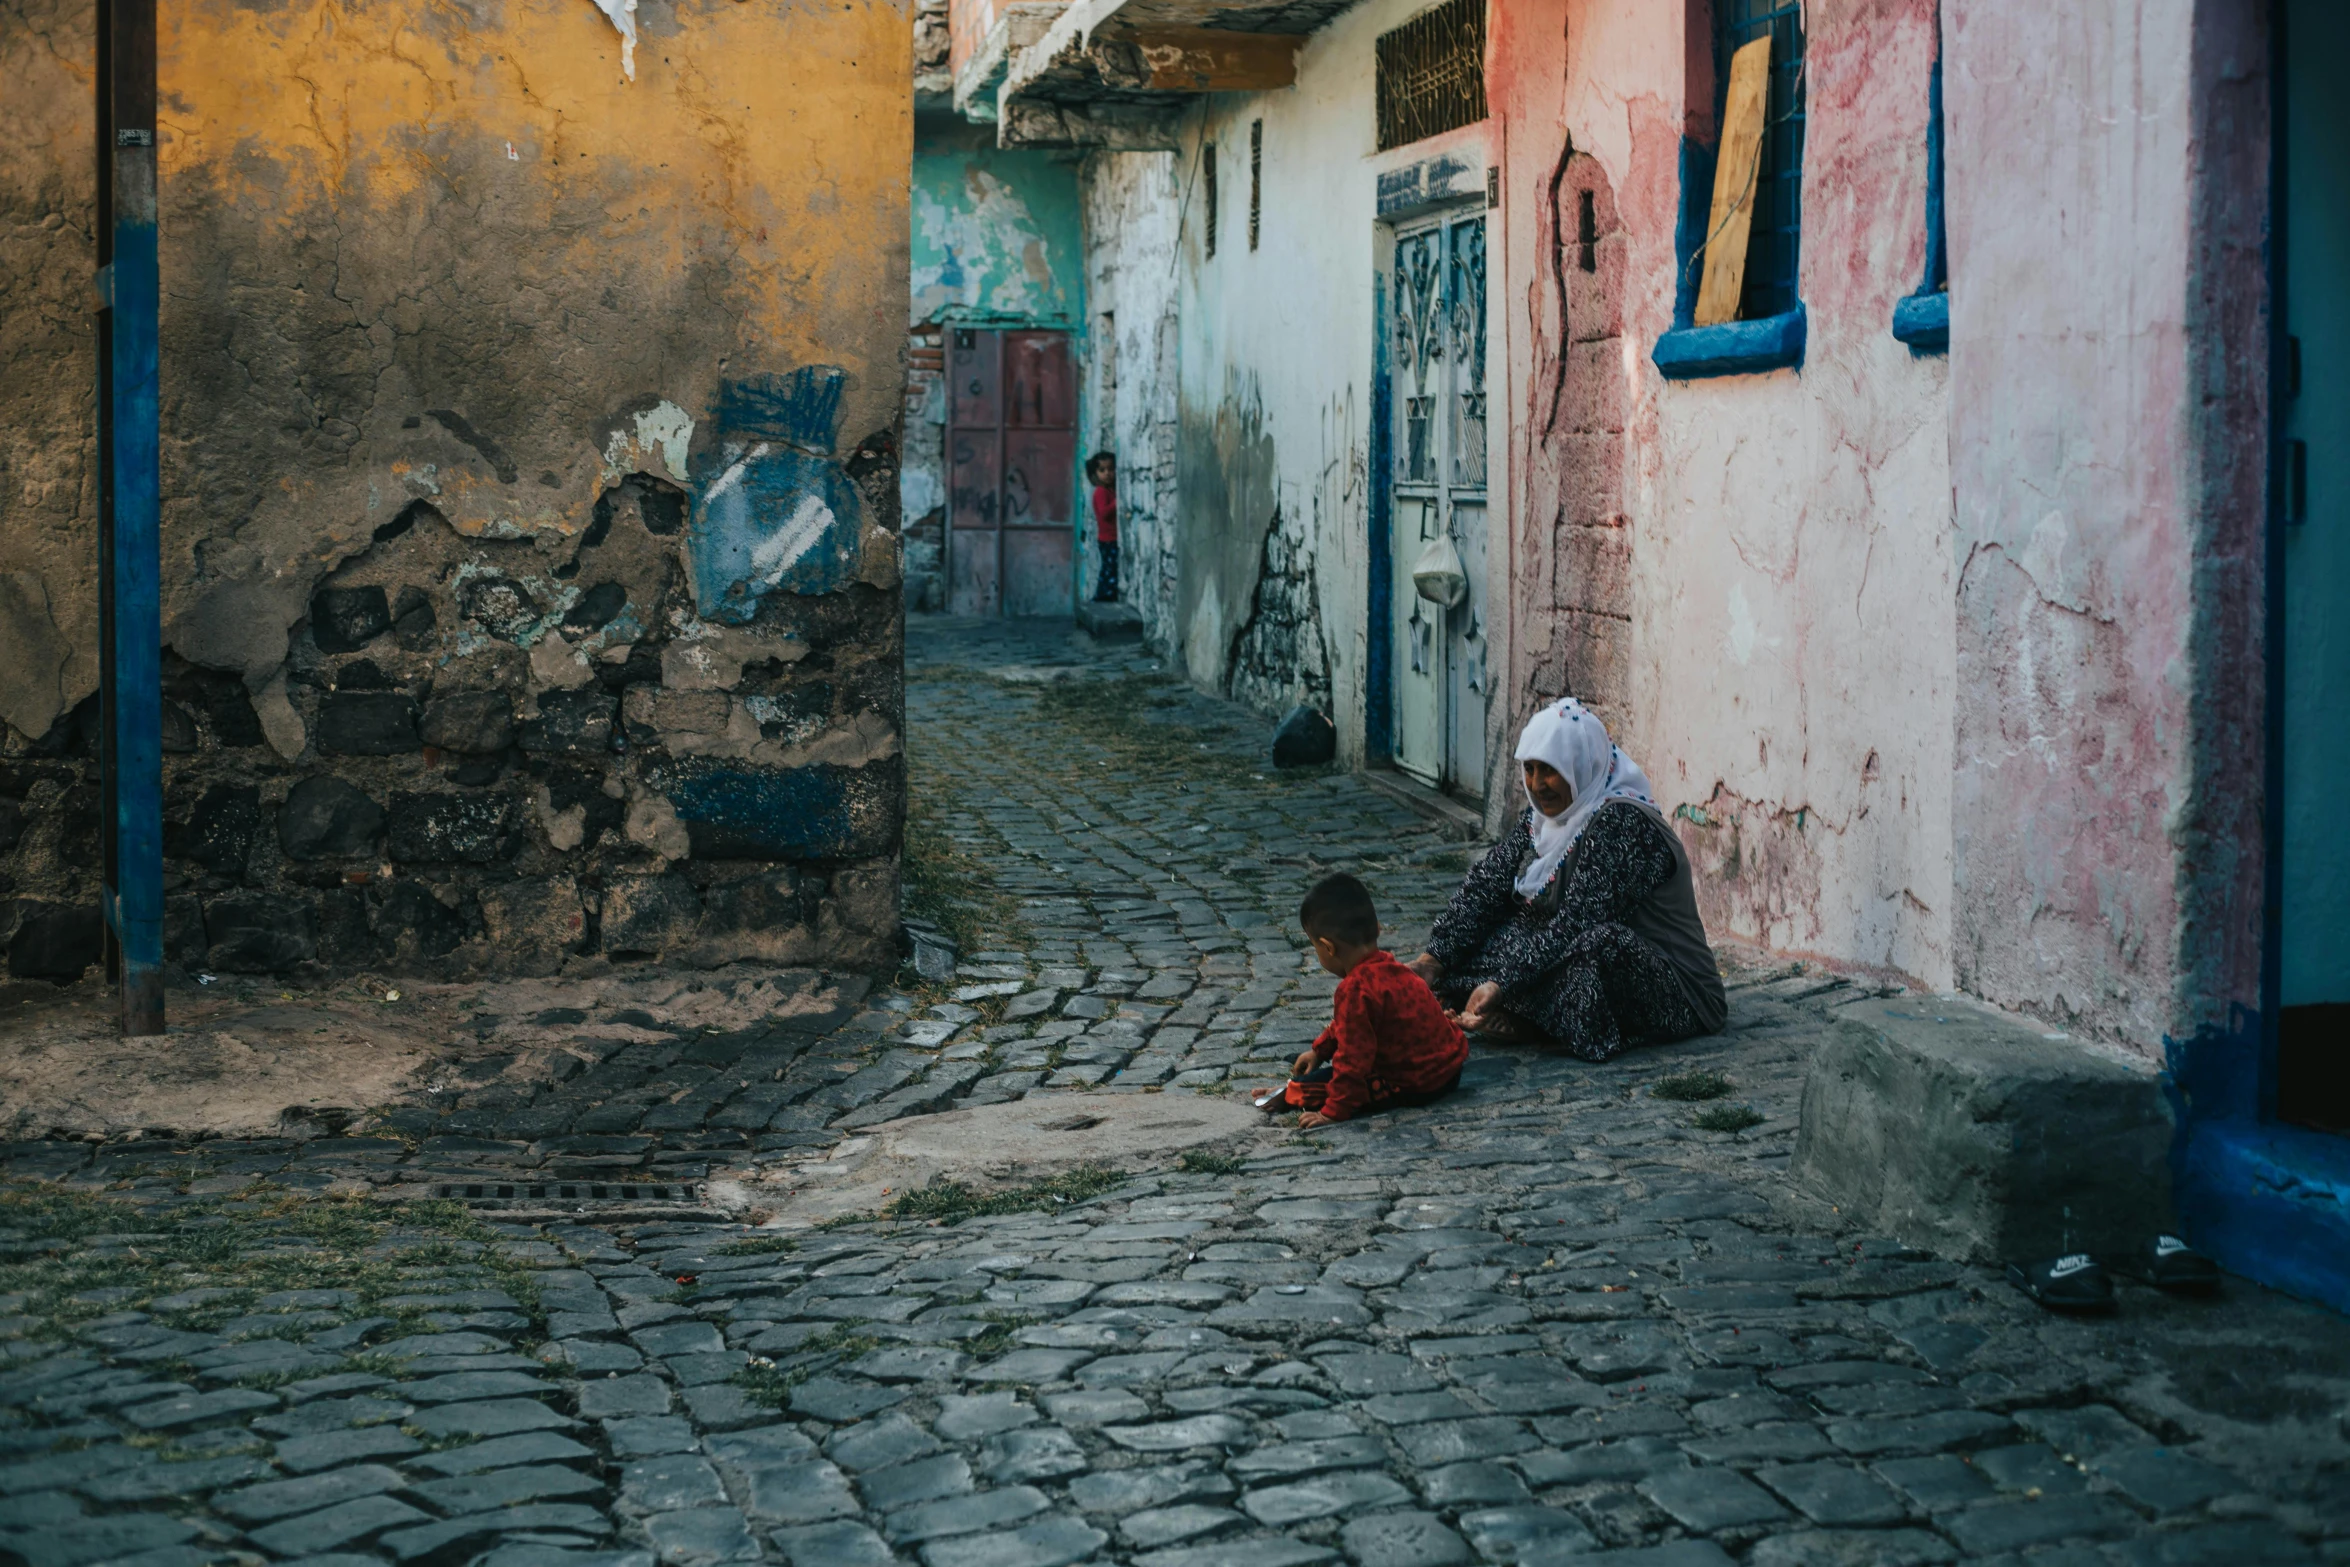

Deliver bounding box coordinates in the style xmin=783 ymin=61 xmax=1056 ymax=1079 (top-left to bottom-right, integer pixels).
xmin=1511 ymin=698 xmax=1660 ymax=897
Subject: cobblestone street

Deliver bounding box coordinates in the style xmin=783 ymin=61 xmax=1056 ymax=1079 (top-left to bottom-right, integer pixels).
xmin=2 ymin=617 xmax=2347 ymax=1567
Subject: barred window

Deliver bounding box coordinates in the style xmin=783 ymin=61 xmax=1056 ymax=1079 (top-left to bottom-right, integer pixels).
xmin=1203 ymin=141 xmax=1219 ymax=259
xmin=1375 ymin=0 xmax=1486 ymax=153
xmin=1248 ymin=120 xmax=1262 ymax=251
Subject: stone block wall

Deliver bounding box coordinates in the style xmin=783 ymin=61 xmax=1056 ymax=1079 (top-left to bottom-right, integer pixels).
xmin=4 ymin=466 xmax=902 ymax=983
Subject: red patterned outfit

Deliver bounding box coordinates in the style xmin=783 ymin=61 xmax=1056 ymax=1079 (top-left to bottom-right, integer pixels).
xmin=1287 ymin=950 xmax=1469 ymax=1122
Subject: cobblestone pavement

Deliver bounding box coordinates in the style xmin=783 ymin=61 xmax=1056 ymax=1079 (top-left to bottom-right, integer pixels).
xmin=2 ymin=615 xmax=2347 ymax=1567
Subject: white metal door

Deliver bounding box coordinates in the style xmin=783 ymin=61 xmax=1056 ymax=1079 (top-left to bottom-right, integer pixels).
xmin=1390 ymin=209 xmax=1489 ymax=793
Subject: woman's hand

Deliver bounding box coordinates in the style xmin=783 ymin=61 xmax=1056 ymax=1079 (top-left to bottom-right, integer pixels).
xmin=1298 ymin=1112 xmax=1333 ymax=1130
xmin=1456 ymin=981 xmax=1504 ymax=1031
xmin=1406 ymin=952 xmax=1444 ymax=985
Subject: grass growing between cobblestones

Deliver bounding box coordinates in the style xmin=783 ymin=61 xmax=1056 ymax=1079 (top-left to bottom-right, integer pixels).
xmin=1033 ymin=672 xmax=1303 ymax=785
xmin=1176 ymin=1149 xmax=1247 ymax=1175
xmin=0 ymin=1186 xmax=545 ymax=1346
xmin=1689 ymin=1103 xmax=1766 ymax=1133
xmin=1652 ymin=1069 xmax=1735 ymax=1101
xmin=902 ymin=712 xmax=1030 ymax=962
xmin=731 ymin=1325 xmax=882 ymax=1408
xmin=879 ymin=1166 xmax=1130 ymax=1226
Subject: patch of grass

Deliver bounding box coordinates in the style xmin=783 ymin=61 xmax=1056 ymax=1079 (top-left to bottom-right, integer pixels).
xmin=0 ymin=1187 xmax=546 ymax=1347
xmin=1176 ymin=1150 xmax=1246 ymax=1176
xmin=1690 ymin=1103 xmax=1766 ymax=1134
xmin=1652 ymin=1070 xmax=1734 ymax=1102
xmin=901 ymin=759 xmax=1028 ymax=963
xmin=879 ymin=1166 xmax=1130 ymax=1227
xmin=731 ymin=1359 xmax=799 ymax=1410
xmin=714 ymin=1235 xmax=798 ymax=1257
xmin=730 ymin=1325 xmax=881 ymax=1408
xmin=1033 ymin=674 xmax=1279 ymax=783
xmin=960 ymin=1312 xmax=1038 ymax=1359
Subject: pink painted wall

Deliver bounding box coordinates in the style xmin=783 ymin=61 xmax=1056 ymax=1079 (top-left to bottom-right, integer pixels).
xmin=1497 ymin=0 xmax=1960 ymax=992
xmin=1490 ymin=0 xmax=2267 ymax=1053
xmin=1945 ymin=0 xmax=2267 ymax=1051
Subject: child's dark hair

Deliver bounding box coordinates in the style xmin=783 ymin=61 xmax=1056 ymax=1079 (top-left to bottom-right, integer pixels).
xmin=1087 ymin=450 xmax=1116 ymax=476
xmin=1299 ymin=873 xmax=1379 ymax=947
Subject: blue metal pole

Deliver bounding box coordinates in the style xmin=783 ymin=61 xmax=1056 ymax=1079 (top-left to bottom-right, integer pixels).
xmin=98 ymin=0 xmax=163 ymax=1035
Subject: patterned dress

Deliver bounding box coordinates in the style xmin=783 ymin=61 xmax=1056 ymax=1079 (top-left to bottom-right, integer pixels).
xmin=1425 ymin=801 xmax=1727 ymax=1062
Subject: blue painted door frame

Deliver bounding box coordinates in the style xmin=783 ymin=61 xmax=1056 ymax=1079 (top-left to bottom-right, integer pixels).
xmin=2173 ymin=0 xmax=2350 ymax=1314
xmin=96 ymin=0 xmax=165 ymax=1035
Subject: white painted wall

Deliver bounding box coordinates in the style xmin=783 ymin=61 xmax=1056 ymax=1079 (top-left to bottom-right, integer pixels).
xmin=1079 ymin=152 xmax=1182 ymax=641
xmin=1170 ymin=0 xmax=1505 ymax=772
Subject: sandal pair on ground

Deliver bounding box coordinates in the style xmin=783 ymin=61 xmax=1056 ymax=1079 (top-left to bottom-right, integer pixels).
xmin=2009 ymin=1235 xmax=2223 ymax=1312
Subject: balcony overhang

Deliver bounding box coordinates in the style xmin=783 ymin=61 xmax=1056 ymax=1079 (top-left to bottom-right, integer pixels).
xmin=996 ymin=0 xmax=1351 ymax=147
xmin=954 ymin=1 xmax=1068 ymax=122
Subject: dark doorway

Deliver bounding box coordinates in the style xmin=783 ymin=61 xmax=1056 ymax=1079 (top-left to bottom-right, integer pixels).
xmin=2277 ymin=0 xmax=2349 ymax=1134
xmin=947 ymin=327 xmax=1077 ymax=618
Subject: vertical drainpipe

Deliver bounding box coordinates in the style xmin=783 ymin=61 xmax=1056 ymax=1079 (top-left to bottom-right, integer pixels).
xmin=1367 ymin=270 xmax=1394 ymax=762
xmin=96 ymin=0 xmax=164 ymax=1036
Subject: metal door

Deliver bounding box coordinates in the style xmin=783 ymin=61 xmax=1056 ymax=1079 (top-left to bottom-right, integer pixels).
xmin=947 ymin=327 xmax=1076 ymax=617
xmin=1389 ymin=209 xmax=1489 ymax=793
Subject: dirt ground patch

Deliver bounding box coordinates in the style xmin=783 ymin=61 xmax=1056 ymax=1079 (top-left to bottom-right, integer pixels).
xmin=0 ymin=967 xmax=858 ymax=1142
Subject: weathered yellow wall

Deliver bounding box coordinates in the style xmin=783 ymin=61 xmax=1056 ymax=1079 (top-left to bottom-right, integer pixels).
xmin=1 ymin=0 xmax=909 ymax=707
xmin=155 ymin=0 xmax=911 ymax=674
xmin=0 ymin=0 xmax=913 ymax=980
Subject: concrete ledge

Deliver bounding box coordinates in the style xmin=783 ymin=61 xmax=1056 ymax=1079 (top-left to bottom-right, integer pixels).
xmin=1792 ymin=996 xmax=2174 ymax=1264
xmin=1075 ymin=600 xmax=1144 ymax=640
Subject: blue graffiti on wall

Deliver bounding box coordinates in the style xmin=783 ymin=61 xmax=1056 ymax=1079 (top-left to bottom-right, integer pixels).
xmin=687 ymin=367 xmax=867 ymax=621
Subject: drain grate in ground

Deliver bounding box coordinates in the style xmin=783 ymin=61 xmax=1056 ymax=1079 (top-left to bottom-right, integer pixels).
xmin=431 ymin=1179 xmax=705 ymax=1207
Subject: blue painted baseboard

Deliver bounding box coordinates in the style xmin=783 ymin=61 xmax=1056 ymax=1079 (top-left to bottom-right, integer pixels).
xmin=1893 ymin=290 xmax=1950 ymax=352
xmin=2176 ymin=1116 xmax=2350 ymax=1315
xmin=1653 ymin=305 xmax=1807 ymax=380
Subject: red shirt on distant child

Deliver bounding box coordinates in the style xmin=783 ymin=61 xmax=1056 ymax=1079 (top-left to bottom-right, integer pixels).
xmin=1308 ymin=950 xmax=1468 ymax=1122
xmin=1092 ymin=482 xmax=1118 ymax=544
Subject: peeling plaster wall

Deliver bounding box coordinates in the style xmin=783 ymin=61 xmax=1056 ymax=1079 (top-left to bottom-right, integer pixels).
xmin=1945 ymin=0 xmax=2267 ymax=1051
xmin=0 ymin=0 xmax=909 ymax=982
xmin=903 ymin=115 xmax=1083 ymax=615
xmin=1498 ymin=0 xmax=1957 ymax=990
xmin=1175 ymin=0 xmax=1489 ymax=747
xmin=1078 ymin=151 xmax=1181 ymax=646
xmin=911 ymin=118 xmax=1084 ymax=327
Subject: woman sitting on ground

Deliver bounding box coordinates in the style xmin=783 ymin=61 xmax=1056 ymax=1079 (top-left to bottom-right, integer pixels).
xmin=1406 ymin=698 xmax=1726 ymax=1061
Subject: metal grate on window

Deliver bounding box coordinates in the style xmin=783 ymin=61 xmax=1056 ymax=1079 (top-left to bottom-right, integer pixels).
xmin=1375 ymin=0 xmax=1487 ymax=153
xmin=1716 ymin=0 xmax=1805 ymax=319
xmin=1204 ymin=141 xmax=1219 ymax=259
xmin=1249 ymin=120 xmax=1262 ymax=251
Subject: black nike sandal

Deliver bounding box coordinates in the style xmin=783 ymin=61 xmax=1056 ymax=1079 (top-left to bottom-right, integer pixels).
xmin=2131 ymin=1234 xmax=2222 ymax=1294
xmin=2007 ymin=1252 xmax=2116 ymax=1313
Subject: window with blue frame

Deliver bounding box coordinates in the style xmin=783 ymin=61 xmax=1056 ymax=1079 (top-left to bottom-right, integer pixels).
xmin=1654 ymin=0 xmax=1809 ymax=379
xmin=1721 ymin=0 xmax=1806 ymax=320
xmin=1892 ymin=17 xmax=1951 ymax=352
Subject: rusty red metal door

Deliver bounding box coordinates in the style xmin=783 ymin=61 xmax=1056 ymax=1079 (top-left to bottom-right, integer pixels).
xmin=947 ymin=327 xmax=1075 ymax=617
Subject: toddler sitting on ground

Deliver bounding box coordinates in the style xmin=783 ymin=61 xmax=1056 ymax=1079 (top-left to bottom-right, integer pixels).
xmin=1263 ymin=873 xmax=1468 ymax=1130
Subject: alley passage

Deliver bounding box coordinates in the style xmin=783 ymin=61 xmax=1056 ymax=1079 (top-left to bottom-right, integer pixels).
xmin=1 ymin=617 xmax=2346 ymax=1567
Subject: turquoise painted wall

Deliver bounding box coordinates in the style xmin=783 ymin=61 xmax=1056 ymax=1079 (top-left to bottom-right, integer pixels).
xmin=911 ymin=119 xmax=1084 ymax=326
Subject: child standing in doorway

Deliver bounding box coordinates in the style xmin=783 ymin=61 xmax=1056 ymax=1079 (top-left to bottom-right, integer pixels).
xmin=1088 ymin=451 xmax=1119 ymax=603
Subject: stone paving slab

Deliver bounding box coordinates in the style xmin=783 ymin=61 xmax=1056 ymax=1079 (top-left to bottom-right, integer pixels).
xmin=2 ymin=617 xmax=2348 ymax=1565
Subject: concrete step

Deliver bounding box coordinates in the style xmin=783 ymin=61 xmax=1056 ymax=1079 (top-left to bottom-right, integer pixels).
xmin=1792 ymin=996 xmax=2173 ymax=1266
